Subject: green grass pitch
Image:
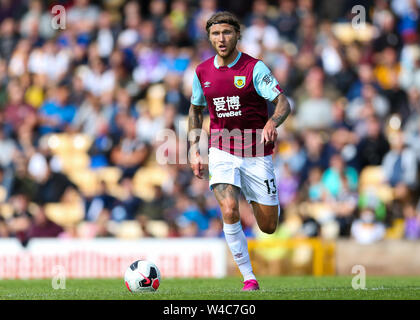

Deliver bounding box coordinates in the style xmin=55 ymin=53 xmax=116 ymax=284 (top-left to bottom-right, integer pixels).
xmin=1 ymin=276 xmax=420 ymax=300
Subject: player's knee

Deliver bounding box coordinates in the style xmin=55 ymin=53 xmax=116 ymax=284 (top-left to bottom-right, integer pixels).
xmin=261 ymin=220 xmax=277 ymax=234
xmin=220 ymin=201 xmax=239 ymax=222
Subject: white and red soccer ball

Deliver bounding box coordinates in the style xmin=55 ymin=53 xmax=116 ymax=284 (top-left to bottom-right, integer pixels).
xmin=124 ymin=260 xmax=161 ymax=293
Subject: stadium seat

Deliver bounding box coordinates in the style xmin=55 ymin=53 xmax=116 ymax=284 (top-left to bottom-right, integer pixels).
xmin=0 ymin=203 xmax=13 ymax=219
xmin=332 ymin=22 xmax=376 ymax=44
xmin=44 ymin=202 xmax=84 ymax=227
xmin=72 ymin=133 xmax=93 ymax=152
xmin=359 ymin=166 xmax=386 ymax=187
xmin=147 ymin=84 xmax=166 ymax=118
xmin=47 ymin=133 xmax=73 ymax=154
xmin=133 ymin=165 xmax=169 ymax=201
xmin=57 ymin=152 xmax=90 ymax=173
xmin=359 ymin=166 xmax=393 ymax=203
xmin=0 ymin=185 xmax=6 ymax=203
xmin=385 ymin=218 xmax=405 ymax=239
xmin=115 ymin=221 xmax=144 ymax=239
xmin=68 ymin=169 xmax=99 ymax=197
xmin=94 ymin=166 xmax=122 ymax=185
xmin=146 ymin=220 xmax=169 ymax=238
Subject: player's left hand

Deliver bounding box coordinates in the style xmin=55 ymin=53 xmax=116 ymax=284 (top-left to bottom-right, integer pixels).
xmin=261 ymin=120 xmax=278 ymax=145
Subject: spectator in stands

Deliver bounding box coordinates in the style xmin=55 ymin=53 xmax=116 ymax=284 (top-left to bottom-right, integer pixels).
xmin=67 ymin=0 xmax=100 ymax=37
xmin=321 ymin=153 xmax=358 ymax=200
xmin=273 ymin=0 xmax=300 ymax=42
xmin=26 ymin=204 xmax=64 ymax=240
xmin=141 ymin=185 xmax=175 ymax=221
xmin=3 ymin=80 xmax=37 ymax=136
xmin=277 ymin=163 xmax=299 ymax=209
xmin=38 ymin=83 xmax=77 ymax=135
xmin=111 ymin=176 xmax=144 ymax=221
xmin=0 ymin=124 xmax=17 ymax=168
xmin=295 ymin=67 xmax=338 ymax=130
xmin=346 ymin=84 xmax=390 ymax=128
xmin=403 ymin=202 xmax=420 ymax=240
xmin=178 ymin=195 xmax=219 ymax=236
xmin=356 ymin=116 xmax=390 ymax=170
xmin=32 ymin=157 xmax=79 ymax=205
xmin=72 ymin=92 xmax=111 ymax=137
xmin=382 ymin=131 xmax=418 ymax=199
xmin=299 ymin=166 xmax=327 ymax=203
xmin=85 ymin=180 xmax=117 ymax=222
xmin=0 ymin=18 xmax=18 ymax=61
xmin=240 ymin=14 xmax=284 ymax=59
xmin=110 ymin=117 xmax=150 ymax=177
xmin=347 ymin=63 xmax=381 ymax=101
xmin=5 ymin=192 xmax=32 ymax=245
xmin=94 ymin=209 xmax=114 ymax=238
xmin=0 ymin=0 xmax=420 ymax=243
xmin=403 ymin=87 xmax=420 ymax=161
xmin=299 ymin=130 xmax=330 ymax=185
xmin=351 ymin=208 xmax=386 ymax=244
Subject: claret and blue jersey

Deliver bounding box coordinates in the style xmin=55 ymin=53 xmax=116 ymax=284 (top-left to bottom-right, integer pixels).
xmin=191 ymin=51 xmax=283 ymax=157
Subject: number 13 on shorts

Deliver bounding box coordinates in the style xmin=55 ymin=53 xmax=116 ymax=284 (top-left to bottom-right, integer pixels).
xmin=263 ymin=178 xmax=277 ymax=195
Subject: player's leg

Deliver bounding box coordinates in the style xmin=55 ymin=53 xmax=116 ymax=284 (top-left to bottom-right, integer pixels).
xmin=240 ymin=155 xmax=280 ymax=234
xmin=212 ymin=183 xmax=259 ymax=290
xmin=250 ymin=202 xmax=279 ymax=234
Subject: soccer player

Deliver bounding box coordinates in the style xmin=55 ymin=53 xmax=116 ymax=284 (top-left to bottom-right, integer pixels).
xmin=188 ymin=11 xmax=291 ymax=291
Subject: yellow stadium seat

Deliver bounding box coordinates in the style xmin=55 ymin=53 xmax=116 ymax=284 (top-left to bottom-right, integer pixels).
xmin=147 ymin=84 xmax=166 ymax=118
xmin=359 ymin=166 xmax=386 ymax=187
xmin=146 ymin=220 xmax=169 ymax=238
xmin=385 ymin=218 xmax=405 ymax=239
xmin=0 ymin=203 xmax=13 ymax=219
xmin=68 ymin=169 xmax=99 ymax=197
xmin=359 ymin=166 xmax=394 ymax=203
xmin=0 ymin=185 xmax=7 ymax=203
xmin=57 ymin=152 xmax=91 ymax=172
xmin=115 ymin=221 xmax=143 ymax=239
xmin=72 ymin=133 xmax=93 ymax=152
xmin=133 ymin=165 xmax=169 ymax=201
xmin=44 ymin=202 xmax=85 ymax=227
xmin=47 ymin=133 xmax=72 ymax=154
xmin=95 ymin=166 xmax=122 ymax=185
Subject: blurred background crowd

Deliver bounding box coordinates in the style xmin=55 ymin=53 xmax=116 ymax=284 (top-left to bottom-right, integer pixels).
xmin=0 ymin=0 xmax=420 ymax=246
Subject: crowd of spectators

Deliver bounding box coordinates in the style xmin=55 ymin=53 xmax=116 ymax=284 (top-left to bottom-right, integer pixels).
xmin=0 ymin=0 xmax=420 ymax=246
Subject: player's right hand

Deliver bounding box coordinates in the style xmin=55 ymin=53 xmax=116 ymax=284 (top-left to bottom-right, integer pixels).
xmin=190 ymin=151 xmax=204 ymax=179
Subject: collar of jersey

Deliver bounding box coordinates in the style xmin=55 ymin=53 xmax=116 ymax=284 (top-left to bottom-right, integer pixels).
xmin=214 ymin=51 xmax=242 ymax=69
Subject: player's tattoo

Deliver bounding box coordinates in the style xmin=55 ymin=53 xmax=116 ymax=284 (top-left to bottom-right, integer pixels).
xmin=188 ymin=104 xmax=204 ymax=152
xmin=212 ymin=183 xmax=240 ymax=202
xmin=270 ymin=94 xmax=291 ymax=127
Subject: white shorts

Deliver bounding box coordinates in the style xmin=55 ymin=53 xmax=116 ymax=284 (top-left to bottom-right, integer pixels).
xmin=208 ymin=147 xmax=279 ymax=206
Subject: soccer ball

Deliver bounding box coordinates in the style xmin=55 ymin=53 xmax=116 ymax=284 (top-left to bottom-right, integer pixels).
xmin=124 ymin=260 xmax=161 ymax=293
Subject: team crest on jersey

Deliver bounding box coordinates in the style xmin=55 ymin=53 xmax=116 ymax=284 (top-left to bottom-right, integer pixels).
xmin=234 ymin=76 xmax=246 ymax=89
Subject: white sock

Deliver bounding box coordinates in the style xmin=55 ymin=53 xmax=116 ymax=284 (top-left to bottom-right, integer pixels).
xmin=223 ymin=221 xmax=256 ymax=281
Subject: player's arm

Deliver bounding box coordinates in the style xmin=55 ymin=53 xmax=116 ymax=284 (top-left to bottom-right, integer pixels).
xmin=261 ymin=94 xmax=291 ymax=144
xmin=252 ymin=61 xmax=291 ymax=144
xmin=188 ymin=71 xmax=207 ymax=178
xmin=188 ymin=103 xmax=204 ymax=152
xmin=188 ymin=104 xmax=205 ymax=178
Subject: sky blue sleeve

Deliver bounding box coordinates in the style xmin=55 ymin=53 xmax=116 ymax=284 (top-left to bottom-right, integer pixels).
xmin=190 ymin=72 xmax=207 ymax=107
xmin=253 ymin=61 xmax=283 ymax=102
